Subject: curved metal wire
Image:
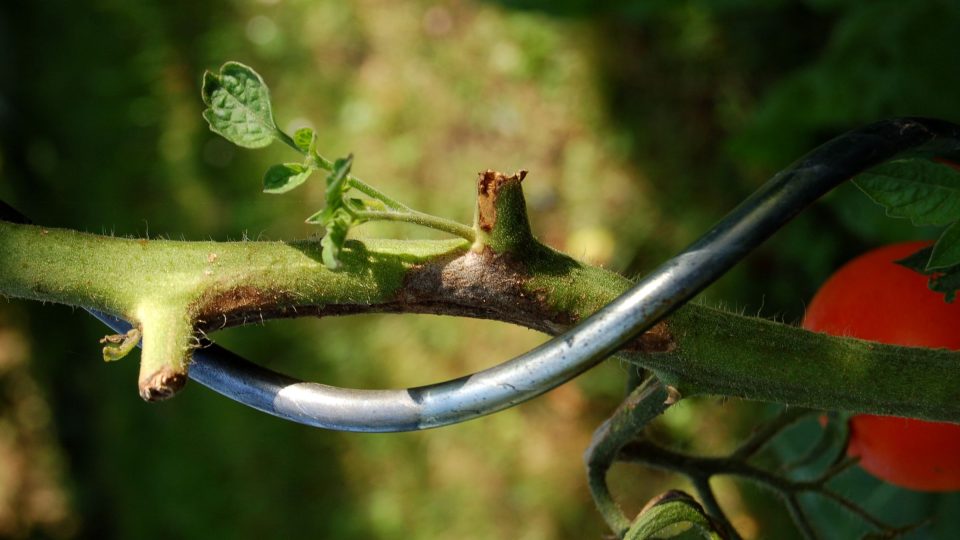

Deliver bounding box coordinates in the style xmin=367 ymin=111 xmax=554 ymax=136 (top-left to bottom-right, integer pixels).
xmin=6 ymin=117 xmax=960 ymax=432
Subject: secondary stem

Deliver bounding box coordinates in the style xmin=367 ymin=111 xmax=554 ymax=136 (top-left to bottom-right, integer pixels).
xmin=347 ymin=177 xmax=411 ymax=212
xmin=352 ymin=209 xmax=476 ymax=241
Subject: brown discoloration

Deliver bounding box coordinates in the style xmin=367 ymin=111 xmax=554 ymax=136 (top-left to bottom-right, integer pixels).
xmin=395 ymin=246 xmax=574 ymax=334
xmin=476 ymin=169 xmax=527 ymax=232
xmin=663 ymin=385 xmax=681 ymax=405
xmin=139 ymin=368 xmax=187 ymax=402
xmin=629 ymin=321 xmax=676 ymax=354
xmin=192 ymin=285 xmax=296 ymax=329
xmin=187 ymin=250 xmax=671 ymax=358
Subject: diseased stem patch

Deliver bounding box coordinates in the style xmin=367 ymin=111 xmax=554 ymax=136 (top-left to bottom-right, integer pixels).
xmin=476 ymin=169 xmax=527 ymax=232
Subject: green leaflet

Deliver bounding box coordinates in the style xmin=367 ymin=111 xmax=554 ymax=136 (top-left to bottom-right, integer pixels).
xmin=855 ymin=158 xmax=960 ymax=299
xmin=896 ymin=245 xmax=960 ymax=302
xmin=305 ymin=155 xmax=354 ymax=225
xmin=930 ymin=220 xmax=960 ymax=269
xmin=854 ymin=159 xmax=960 ymax=227
xmin=293 ymin=127 xmax=316 ymax=154
xmin=306 ymin=155 xmax=360 ymax=270
xmin=263 ymin=163 xmax=313 ymax=194
xmin=201 ymin=62 xmax=279 ymax=149
xmin=320 ymin=208 xmax=353 ymax=270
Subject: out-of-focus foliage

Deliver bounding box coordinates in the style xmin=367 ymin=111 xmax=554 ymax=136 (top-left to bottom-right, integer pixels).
xmin=1 ymin=0 xmax=959 ymax=538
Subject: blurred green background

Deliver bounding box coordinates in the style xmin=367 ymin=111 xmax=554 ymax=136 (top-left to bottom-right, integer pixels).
xmin=1 ymin=0 xmax=960 ymax=538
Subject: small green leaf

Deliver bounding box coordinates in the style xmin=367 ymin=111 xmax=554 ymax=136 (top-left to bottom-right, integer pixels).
xmin=326 ymin=155 xmax=353 ymax=194
xmin=301 ymin=154 xmax=357 ymax=269
xmin=320 ymin=155 xmax=354 ymax=220
xmin=100 ymin=328 xmax=141 ymax=362
xmin=263 ymin=163 xmax=313 ymax=194
xmin=929 ymin=221 xmax=960 ymax=270
xmin=293 ymin=127 xmax=316 ymax=153
xmin=853 ymin=159 xmax=960 ymax=227
xmin=320 ymin=208 xmax=353 ymax=270
xmin=201 ymin=62 xmax=278 ymax=149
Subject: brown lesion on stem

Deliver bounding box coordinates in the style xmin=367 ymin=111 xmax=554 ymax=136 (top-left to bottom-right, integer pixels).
xmin=476 ymin=169 xmax=527 ymax=232
xmin=627 ymin=321 xmax=676 ymax=354
xmin=139 ymin=368 xmax=187 ymax=401
xmin=473 ymin=169 xmax=534 ymax=253
xmin=186 ymin=247 xmax=670 ymax=363
xmin=189 ymin=248 xmax=577 ymax=337
xmin=122 ymin=168 xmax=673 ymax=401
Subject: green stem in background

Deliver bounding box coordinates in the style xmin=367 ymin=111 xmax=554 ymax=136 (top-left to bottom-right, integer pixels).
xmin=617 ymin=436 xmax=909 ymax=539
xmin=277 ymin=129 xmax=410 ymax=212
xmin=7 ymin=171 xmax=960 ymax=419
xmin=275 ymin=127 xmax=302 ymax=157
xmin=583 ymin=378 xmax=673 ymax=536
xmin=346 ymin=177 xmax=411 ymax=212
xmin=279 ymin=124 xmax=472 ymax=241
xmin=351 ymin=209 xmax=476 ymax=242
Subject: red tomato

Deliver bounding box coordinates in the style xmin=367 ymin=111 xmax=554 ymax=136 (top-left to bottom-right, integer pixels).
xmin=802 ymin=241 xmax=960 ymax=492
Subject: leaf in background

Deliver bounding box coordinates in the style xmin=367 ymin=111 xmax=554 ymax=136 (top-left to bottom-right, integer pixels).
xmin=201 ymin=62 xmax=278 ymax=149
xmin=263 ymin=163 xmax=313 ymax=194
xmin=853 ymin=159 xmax=960 ymax=226
xmin=926 ymin=270 xmax=960 ymax=303
xmin=929 ymin=221 xmax=960 ymax=269
xmin=896 ymin=245 xmax=960 ymax=303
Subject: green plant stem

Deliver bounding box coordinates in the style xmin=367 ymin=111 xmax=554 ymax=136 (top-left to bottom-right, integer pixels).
xmin=275 ymin=128 xmax=301 ymax=156
xmin=352 ymin=209 xmax=476 ymax=241
xmin=731 ymin=407 xmax=816 ymax=461
xmin=689 ymin=476 xmax=739 ymax=540
xmin=5 ymin=206 xmax=960 ymax=417
xmin=346 ymin=177 xmax=411 ymax=212
xmin=584 ymin=378 xmax=672 ymax=536
xmin=618 ymin=438 xmax=903 ymax=538
xmin=639 ymin=305 xmax=960 ymax=423
xmin=275 ymin=127 xmax=412 ymax=213
xmin=5 ymin=167 xmax=960 ymax=417
xmin=785 ymin=495 xmax=817 ymax=540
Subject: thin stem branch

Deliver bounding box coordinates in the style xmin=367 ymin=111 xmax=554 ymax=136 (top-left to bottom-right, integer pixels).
xmin=347 ymin=177 xmax=411 ymax=212
xmin=785 ymin=494 xmax=818 ymax=540
xmin=275 ymin=128 xmax=303 ymax=156
xmin=274 ymin=127 xmax=417 ymax=215
xmin=352 ymin=209 xmax=475 ymax=241
xmin=691 ymin=476 xmax=741 ymax=540
xmin=817 ymin=488 xmax=893 ymax=531
xmin=779 ymin=414 xmax=848 ymax=474
xmin=584 ymin=378 xmax=672 ymax=537
xmin=618 ymin=436 xmax=903 ymax=538
xmin=731 ymin=407 xmax=816 ymax=461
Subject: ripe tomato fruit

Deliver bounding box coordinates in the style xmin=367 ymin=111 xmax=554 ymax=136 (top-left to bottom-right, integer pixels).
xmin=802 ymin=241 xmax=960 ymax=492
